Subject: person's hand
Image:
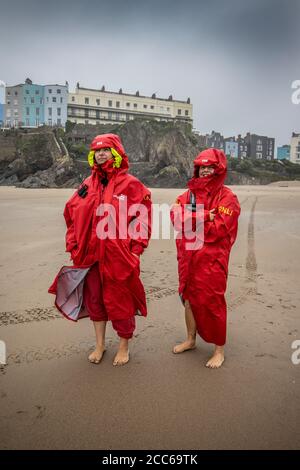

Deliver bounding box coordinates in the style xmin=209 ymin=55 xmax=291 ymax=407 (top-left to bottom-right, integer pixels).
xmin=209 ymin=209 xmax=216 ymax=221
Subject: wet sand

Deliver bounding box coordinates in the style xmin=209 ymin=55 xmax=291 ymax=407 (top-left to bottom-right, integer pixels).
xmin=0 ymin=184 xmax=299 ymax=449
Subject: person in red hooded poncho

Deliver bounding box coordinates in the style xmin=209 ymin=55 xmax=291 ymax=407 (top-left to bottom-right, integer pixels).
xmin=48 ymin=134 xmax=152 ymax=366
xmin=171 ymin=148 xmax=240 ymax=368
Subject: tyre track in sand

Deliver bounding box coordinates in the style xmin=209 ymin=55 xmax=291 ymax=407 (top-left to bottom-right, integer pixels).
xmin=0 ymin=287 xmax=178 ymax=327
xmin=228 ymin=196 xmax=258 ymax=310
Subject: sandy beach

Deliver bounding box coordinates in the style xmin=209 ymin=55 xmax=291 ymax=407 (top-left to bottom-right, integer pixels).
xmin=0 ymin=184 xmax=299 ymax=450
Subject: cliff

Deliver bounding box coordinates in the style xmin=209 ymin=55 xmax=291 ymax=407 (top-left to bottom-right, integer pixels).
xmin=0 ymin=128 xmax=78 ymax=188
xmin=1 ymin=120 xmax=300 ymax=188
xmin=65 ymin=119 xmax=201 ymax=187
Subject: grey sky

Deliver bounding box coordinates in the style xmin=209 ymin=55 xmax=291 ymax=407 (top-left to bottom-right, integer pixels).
xmin=0 ymin=0 xmax=299 ymax=146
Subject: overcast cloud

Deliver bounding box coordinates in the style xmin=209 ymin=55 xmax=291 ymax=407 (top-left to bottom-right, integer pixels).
xmin=0 ymin=0 xmax=299 ymax=145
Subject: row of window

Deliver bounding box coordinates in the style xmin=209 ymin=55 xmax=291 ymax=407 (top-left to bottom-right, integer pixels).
xmin=25 ymin=89 xmax=41 ymax=95
xmin=207 ymin=143 xmax=273 ymax=156
xmin=177 ymin=109 xmax=189 ymax=116
xmin=241 ymin=152 xmax=274 ymax=159
xmin=5 ymin=118 xmax=62 ymax=126
xmin=26 ymin=107 xmax=40 ymax=116
xmin=5 ymin=100 xmax=187 ymax=116
xmin=46 ymin=97 xmax=63 ymax=103
xmin=71 ymin=109 xmax=130 ymax=121
xmin=79 ymin=96 xmax=161 ymax=111
xmin=7 ymin=89 xmax=63 ymax=97
xmin=69 ymin=108 xmax=190 ymax=121
xmin=47 ymin=107 xmax=61 ymax=117
xmin=6 ymin=110 xmax=16 ymax=117
xmin=80 ymin=96 xmax=152 ymax=109
xmin=47 ymin=89 xmax=62 ymax=94
xmin=24 ymin=107 xmax=62 ymax=116
xmin=7 ymin=107 xmax=62 ymax=117
xmin=76 ymin=118 xmax=173 ymax=125
xmin=71 ymin=96 xmax=189 ymax=115
xmin=79 ymin=115 xmax=135 ymax=125
xmin=47 ymin=118 xmax=62 ymax=125
xmin=24 ymin=98 xmax=43 ymax=105
xmin=6 ymin=100 xmax=20 ymax=106
xmin=6 ymin=96 xmax=187 ymax=116
xmin=7 ymin=97 xmax=64 ymax=105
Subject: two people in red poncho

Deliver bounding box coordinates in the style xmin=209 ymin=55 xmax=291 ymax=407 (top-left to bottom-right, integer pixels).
xmin=49 ymin=135 xmax=240 ymax=369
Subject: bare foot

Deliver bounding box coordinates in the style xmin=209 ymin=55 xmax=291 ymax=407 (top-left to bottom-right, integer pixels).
xmin=113 ymin=350 xmax=130 ymax=366
xmin=113 ymin=339 xmax=130 ymax=366
xmin=206 ymin=346 xmax=225 ymax=369
xmin=88 ymin=346 xmax=106 ymax=364
xmin=173 ymin=339 xmax=196 ymax=354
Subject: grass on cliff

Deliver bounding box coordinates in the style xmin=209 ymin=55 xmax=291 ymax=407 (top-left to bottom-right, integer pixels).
xmin=227 ymin=156 xmax=300 ymax=180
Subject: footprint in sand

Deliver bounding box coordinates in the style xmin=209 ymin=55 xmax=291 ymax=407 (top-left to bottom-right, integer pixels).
xmin=35 ymin=405 xmax=46 ymax=419
xmin=255 ymin=353 xmax=277 ymax=359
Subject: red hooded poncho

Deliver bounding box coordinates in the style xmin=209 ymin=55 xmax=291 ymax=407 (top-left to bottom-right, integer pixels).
xmin=171 ymin=148 xmax=240 ymax=346
xmin=49 ymin=134 xmax=152 ymax=322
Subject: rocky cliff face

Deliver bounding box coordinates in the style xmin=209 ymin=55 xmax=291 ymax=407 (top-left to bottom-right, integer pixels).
xmin=66 ymin=120 xmax=203 ymax=187
xmin=1 ymin=121 xmax=299 ymax=188
xmin=121 ymin=121 xmax=202 ymax=187
xmin=0 ymin=128 xmax=79 ymax=188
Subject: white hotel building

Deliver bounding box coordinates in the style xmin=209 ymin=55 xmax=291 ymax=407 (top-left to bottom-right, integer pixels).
xmin=290 ymin=132 xmax=300 ymax=164
xmin=67 ymin=84 xmax=193 ymax=126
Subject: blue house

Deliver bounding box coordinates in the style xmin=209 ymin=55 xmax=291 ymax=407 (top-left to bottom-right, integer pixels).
xmin=277 ymin=145 xmax=290 ymax=160
xmin=0 ymin=103 xmax=3 ymax=126
xmin=22 ymin=80 xmax=45 ymax=127
xmin=4 ymin=78 xmax=68 ymax=128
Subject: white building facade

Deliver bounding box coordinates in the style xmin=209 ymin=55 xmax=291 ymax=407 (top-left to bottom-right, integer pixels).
xmin=290 ymin=132 xmax=300 ymax=164
xmin=67 ymin=84 xmax=193 ymax=126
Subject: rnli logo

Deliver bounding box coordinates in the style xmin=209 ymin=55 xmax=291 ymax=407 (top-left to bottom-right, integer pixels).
xmin=96 ymin=141 xmax=103 ymax=146
xmin=201 ymin=159 xmax=208 ymax=163
xmin=218 ymin=205 xmax=233 ymax=216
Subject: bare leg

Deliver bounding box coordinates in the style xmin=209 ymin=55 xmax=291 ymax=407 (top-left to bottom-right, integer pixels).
xmin=206 ymin=345 xmax=225 ymax=369
xmin=113 ymin=337 xmax=130 ymax=366
xmin=88 ymin=320 xmax=107 ymax=364
xmin=173 ymin=300 xmax=197 ymax=354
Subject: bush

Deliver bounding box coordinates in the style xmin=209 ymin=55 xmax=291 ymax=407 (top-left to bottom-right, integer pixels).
xmin=65 ymin=120 xmax=76 ymax=134
xmin=71 ymin=143 xmax=89 ymax=160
